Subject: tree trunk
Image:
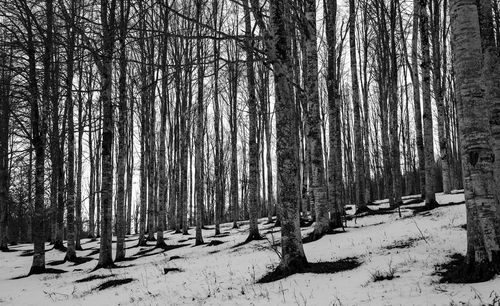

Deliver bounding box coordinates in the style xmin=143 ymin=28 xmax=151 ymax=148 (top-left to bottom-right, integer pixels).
xmin=96 ymin=0 xmax=117 ymax=269
xmin=138 ymin=3 xmax=148 ymax=245
xmin=270 ymin=0 xmax=308 ymax=271
xmin=156 ymin=1 xmax=169 ymax=249
xmin=349 ymin=0 xmax=366 ymax=210
xmin=243 ymin=0 xmax=261 ymax=242
xmin=478 ymin=0 xmax=500 ymax=205
xmin=75 ymin=49 xmax=84 ymax=251
xmin=304 ymin=0 xmax=329 ymax=237
xmin=390 ymin=0 xmax=402 ymax=207
xmin=412 ymin=0 xmax=426 ymax=199
xmin=432 ymin=0 xmax=452 ymax=194
xmin=65 ymin=2 xmax=77 ymax=261
xmin=29 ymin=0 xmax=49 ymax=274
xmin=87 ymin=76 xmax=96 ymax=238
xmin=420 ymin=0 xmax=437 ymax=207
xmin=450 ymin=0 xmax=500 ymax=269
xmin=229 ymin=47 xmax=239 ymax=229
xmin=213 ymin=0 xmax=223 ymax=237
xmin=325 ymin=0 xmax=343 ymax=228
xmin=115 ymin=0 xmax=129 ymax=261
xmin=0 ymin=49 xmax=10 ymax=251
xmin=195 ymin=0 xmax=205 ymax=245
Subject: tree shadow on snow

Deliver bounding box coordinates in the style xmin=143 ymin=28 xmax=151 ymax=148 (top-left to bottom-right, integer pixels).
xmin=11 ymin=268 xmax=67 ymax=280
xmin=75 ymin=274 xmax=116 ymax=283
xmin=93 ymin=278 xmax=135 ymax=291
xmin=116 ymin=244 xmax=189 ymax=262
xmin=301 ymin=229 xmax=345 ymax=244
xmin=258 ymin=257 xmax=362 ymax=283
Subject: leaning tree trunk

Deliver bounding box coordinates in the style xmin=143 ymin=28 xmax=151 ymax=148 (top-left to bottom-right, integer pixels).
xmin=450 ymin=0 xmax=500 ymax=270
xmin=420 ymin=0 xmax=437 ymax=208
xmin=270 ymin=0 xmax=308 ymax=272
xmin=304 ymin=0 xmax=329 ymax=237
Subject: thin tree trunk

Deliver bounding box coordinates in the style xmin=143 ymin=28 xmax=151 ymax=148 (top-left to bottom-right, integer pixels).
xmin=349 ymin=0 xmax=366 ymax=210
xmin=390 ymin=0 xmax=402 ymax=207
xmin=412 ymin=0 xmax=426 ymax=199
xmin=156 ymin=1 xmax=169 ymax=249
xmin=138 ymin=3 xmax=148 ymax=245
xmin=243 ymin=0 xmax=261 ymax=242
xmin=0 ymin=48 xmax=10 ymax=251
xmin=325 ymin=0 xmax=343 ymax=228
xmin=195 ymin=0 xmax=205 ymax=245
xmin=115 ymin=0 xmax=129 ymax=261
xmin=75 ymin=48 xmax=84 ymax=251
xmin=65 ymin=1 xmax=77 ymax=261
xmin=432 ymin=0 xmax=452 ymax=194
xmin=420 ymin=0 xmax=437 ymax=207
xmin=229 ymin=46 xmax=239 ymax=229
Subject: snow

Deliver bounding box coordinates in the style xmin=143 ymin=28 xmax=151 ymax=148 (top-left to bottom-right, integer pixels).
xmin=1 ymin=191 xmax=499 ymax=305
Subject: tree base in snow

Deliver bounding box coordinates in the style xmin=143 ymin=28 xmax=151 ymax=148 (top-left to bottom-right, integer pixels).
xmin=28 ymin=266 xmax=46 ymax=275
xmin=155 ymin=240 xmax=168 ymax=249
xmin=244 ymin=232 xmax=264 ymax=243
xmin=64 ymin=252 xmax=78 ymax=263
xmin=425 ymin=199 xmax=439 ymax=209
xmin=53 ymin=241 xmax=67 ymax=252
xmin=436 ymin=253 xmax=499 ymax=283
xmin=94 ymin=262 xmax=117 ymax=271
xmin=137 ymin=237 xmax=148 ymax=247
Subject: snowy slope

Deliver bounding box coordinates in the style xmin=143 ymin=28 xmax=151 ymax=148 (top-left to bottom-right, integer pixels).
xmin=1 ymin=191 xmax=499 ymax=306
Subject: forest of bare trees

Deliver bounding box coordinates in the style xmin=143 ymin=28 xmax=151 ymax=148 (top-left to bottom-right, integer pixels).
xmin=0 ymin=0 xmax=499 ymax=288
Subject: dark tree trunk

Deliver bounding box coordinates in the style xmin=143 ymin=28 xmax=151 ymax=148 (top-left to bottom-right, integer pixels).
xmin=243 ymin=0 xmax=261 ymax=242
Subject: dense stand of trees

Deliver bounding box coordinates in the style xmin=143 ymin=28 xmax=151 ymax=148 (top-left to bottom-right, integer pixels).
xmin=0 ymin=0 xmax=499 ymax=275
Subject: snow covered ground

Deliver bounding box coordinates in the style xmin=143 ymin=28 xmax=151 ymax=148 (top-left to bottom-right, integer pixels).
xmin=1 ymin=191 xmax=499 ymax=305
